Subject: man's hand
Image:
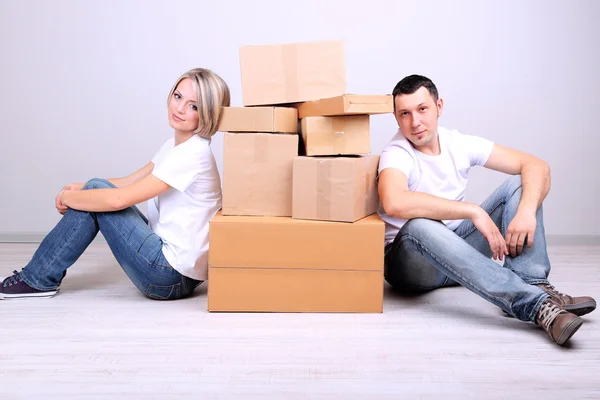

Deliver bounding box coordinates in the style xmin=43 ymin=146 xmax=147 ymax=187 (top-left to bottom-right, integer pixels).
xmin=505 ymin=210 xmax=536 ymax=257
xmin=55 ymin=183 xmax=83 ymax=215
xmin=471 ymin=207 xmax=508 ymax=261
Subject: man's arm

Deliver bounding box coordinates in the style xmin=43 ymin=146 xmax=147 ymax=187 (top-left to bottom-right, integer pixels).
xmin=379 ymin=168 xmax=479 ymax=221
xmin=379 ymin=168 xmax=508 ymax=260
xmin=484 ymin=144 xmax=551 ymax=213
xmin=483 ymin=144 xmax=551 ymax=255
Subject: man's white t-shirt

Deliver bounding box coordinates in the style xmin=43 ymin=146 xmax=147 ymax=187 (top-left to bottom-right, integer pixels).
xmin=377 ymin=126 xmax=494 ymax=245
xmin=147 ymin=135 xmax=222 ymax=281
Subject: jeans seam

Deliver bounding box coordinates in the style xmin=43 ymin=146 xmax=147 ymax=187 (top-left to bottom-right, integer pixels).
xmin=458 ymin=196 xmax=508 ymax=240
xmin=402 ymin=234 xmax=512 ymax=311
xmin=100 ymin=211 xmax=156 ymax=266
xmin=22 ymin=211 xmax=89 ymax=291
xmin=528 ymin=293 xmax=551 ymax=322
xmin=146 ymin=282 xmax=181 ymax=300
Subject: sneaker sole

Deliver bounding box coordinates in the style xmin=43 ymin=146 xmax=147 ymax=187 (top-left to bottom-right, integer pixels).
xmin=556 ymin=317 xmax=584 ymax=346
xmin=564 ymin=301 xmax=597 ymax=317
xmin=0 ymin=290 xmax=58 ymax=299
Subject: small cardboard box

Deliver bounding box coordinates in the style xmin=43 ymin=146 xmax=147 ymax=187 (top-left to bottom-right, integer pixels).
xmin=219 ymin=107 xmax=298 ymax=133
xmin=223 ymin=133 xmax=298 ymax=217
xmin=300 ymin=115 xmax=370 ymax=156
xmin=208 ymin=212 xmax=384 ymax=313
xmin=296 ymin=94 xmax=393 ymax=118
xmin=239 ymin=40 xmax=346 ymax=106
xmin=292 ymin=155 xmax=380 ymax=223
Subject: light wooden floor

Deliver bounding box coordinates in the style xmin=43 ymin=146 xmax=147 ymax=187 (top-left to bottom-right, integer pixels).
xmin=1 ymin=243 xmax=599 ymax=400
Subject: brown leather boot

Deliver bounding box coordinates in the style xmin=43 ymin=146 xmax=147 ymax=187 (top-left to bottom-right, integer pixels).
xmin=536 ymin=298 xmax=583 ymax=346
xmin=537 ymin=284 xmax=596 ymax=316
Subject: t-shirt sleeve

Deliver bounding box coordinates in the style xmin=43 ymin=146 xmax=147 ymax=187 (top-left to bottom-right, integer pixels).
xmin=151 ymin=139 xmax=172 ymax=164
xmin=456 ymin=130 xmax=495 ymax=167
xmin=152 ymin=145 xmax=210 ymax=192
xmin=378 ymin=144 xmax=414 ymax=182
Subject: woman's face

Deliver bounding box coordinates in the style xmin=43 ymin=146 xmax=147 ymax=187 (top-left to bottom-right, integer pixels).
xmin=168 ymin=78 xmax=199 ymax=133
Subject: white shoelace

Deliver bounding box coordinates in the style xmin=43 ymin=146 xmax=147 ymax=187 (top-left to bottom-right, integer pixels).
xmin=538 ymin=302 xmax=563 ymax=330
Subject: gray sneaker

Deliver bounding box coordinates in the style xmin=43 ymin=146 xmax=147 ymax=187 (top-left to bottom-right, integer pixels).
xmin=0 ymin=271 xmax=58 ymax=299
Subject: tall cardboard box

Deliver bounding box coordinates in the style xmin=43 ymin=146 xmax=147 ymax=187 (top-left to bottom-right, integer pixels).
xmin=296 ymin=94 xmax=393 ymax=118
xmin=208 ymin=212 xmax=385 ymax=313
xmin=239 ymin=40 xmax=346 ymax=106
xmin=219 ymin=107 xmax=299 ymax=133
xmin=300 ymin=115 xmax=370 ymax=156
xmin=223 ymin=133 xmax=298 ymax=217
xmin=292 ymin=155 xmax=380 ymax=223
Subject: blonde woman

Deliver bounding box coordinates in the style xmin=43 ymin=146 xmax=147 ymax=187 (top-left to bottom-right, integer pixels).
xmin=1 ymin=68 xmax=230 ymax=300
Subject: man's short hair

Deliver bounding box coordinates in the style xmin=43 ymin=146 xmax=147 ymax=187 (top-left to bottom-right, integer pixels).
xmin=392 ymin=75 xmax=439 ymax=111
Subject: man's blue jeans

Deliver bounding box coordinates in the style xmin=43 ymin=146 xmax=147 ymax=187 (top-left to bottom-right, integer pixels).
xmin=20 ymin=178 xmax=201 ymax=300
xmin=384 ymin=176 xmax=550 ymax=322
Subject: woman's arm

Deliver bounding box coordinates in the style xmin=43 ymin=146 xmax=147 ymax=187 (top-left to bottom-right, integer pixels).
xmin=106 ymin=162 xmax=155 ymax=188
xmin=65 ymin=162 xmax=155 ymax=190
xmin=55 ymin=162 xmax=156 ymax=214
xmin=60 ymin=173 xmax=170 ymax=212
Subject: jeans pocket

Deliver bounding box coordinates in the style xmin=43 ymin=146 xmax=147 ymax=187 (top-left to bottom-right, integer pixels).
xmin=145 ymin=283 xmax=182 ymax=300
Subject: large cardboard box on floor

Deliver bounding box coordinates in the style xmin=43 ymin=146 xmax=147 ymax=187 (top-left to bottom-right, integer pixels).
xmin=207 ymin=212 xmax=384 ymax=313
xmin=296 ymin=94 xmax=393 ymax=118
xmin=239 ymin=40 xmax=346 ymax=106
xmin=222 ymin=133 xmax=298 ymax=217
xmin=300 ymin=115 xmax=370 ymax=156
xmin=219 ymin=107 xmax=298 ymax=133
xmin=292 ymin=155 xmax=380 ymax=222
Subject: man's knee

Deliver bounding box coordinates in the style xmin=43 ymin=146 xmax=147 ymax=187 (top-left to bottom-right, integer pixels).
xmin=400 ymin=218 xmax=444 ymax=240
xmin=503 ymin=175 xmax=523 ymax=194
xmin=82 ymin=178 xmax=115 ymax=190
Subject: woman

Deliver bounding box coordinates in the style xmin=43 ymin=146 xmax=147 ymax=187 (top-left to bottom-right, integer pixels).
xmin=1 ymin=68 xmax=230 ymax=300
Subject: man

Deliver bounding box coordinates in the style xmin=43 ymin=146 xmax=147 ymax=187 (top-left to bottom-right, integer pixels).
xmin=378 ymin=74 xmax=595 ymax=346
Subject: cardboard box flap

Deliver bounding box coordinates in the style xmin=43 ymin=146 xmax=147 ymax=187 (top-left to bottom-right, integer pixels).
xmin=222 ymin=133 xmax=298 ymax=216
xmin=296 ymin=94 xmax=393 ymax=118
xmin=209 ymin=211 xmax=384 ymax=271
xmin=292 ymin=155 xmax=380 ymax=222
xmin=219 ymin=107 xmax=298 ymax=133
xmin=208 ymin=268 xmax=383 ymax=313
xmin=240 ymin=40 xmax=346 ymax=106
xmin=300 ymin=115 xmax=370 ymax=156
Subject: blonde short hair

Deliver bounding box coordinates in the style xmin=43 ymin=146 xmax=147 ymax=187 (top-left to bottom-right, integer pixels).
xmin=167 ymin=68 xmax=231 ymax=139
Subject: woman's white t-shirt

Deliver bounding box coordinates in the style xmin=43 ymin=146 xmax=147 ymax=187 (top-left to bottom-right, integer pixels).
xmin=147 ymin=135 xmax=222 ymax=280
xmin=377 ymin=126 xmax=494 ymax=245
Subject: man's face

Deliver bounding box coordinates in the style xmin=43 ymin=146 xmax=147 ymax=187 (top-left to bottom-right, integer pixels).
xmin=394 ymin=86 xmax=443 ymax=149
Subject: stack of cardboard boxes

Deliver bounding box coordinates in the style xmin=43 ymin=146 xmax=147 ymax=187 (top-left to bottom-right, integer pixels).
xmin=208 ymin=40 xmax=393 ymax=313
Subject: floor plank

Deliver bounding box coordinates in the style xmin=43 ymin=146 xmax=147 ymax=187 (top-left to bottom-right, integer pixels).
xmin=1 ymin=243 xmax=599 ymax=399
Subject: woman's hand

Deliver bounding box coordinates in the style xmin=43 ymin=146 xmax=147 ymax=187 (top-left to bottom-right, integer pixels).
xmin=55 ymin=183 xmax=83 ymax=215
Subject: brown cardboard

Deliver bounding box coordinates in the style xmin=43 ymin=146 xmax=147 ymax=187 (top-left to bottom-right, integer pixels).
xmin=300 ymin=115 xmax=370 ymax=156
xmin=208 ymin=268 xmax=382 ymax=313
xmin=292 ymin=155 xmax=380 ymax=223
xmin=222 ymin=133 xmax=298 ymax=216
xmin=219 ymin=107 xmax=298 ymax=133
xmin=239 ymin=40 xmax=346 ymax=106
xmin=207 ymin=212 xmax=384 ymax=313
xmin=296 ymin=94 xmax=393 ymax=118
xmin=209 ymin=212 xmax=384 ymax=270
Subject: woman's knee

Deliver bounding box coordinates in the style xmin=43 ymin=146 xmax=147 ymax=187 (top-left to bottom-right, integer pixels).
xmin=82 ymin=178 xmax=115 ymax=190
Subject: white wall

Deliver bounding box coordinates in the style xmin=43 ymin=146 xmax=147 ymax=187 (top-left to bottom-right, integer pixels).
xmin=1 ymin=0 xmax=599 ymax=236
